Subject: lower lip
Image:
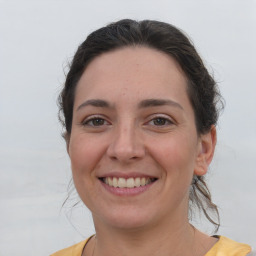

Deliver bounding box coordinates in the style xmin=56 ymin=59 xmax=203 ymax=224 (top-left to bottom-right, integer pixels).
xmin=100 ymin=180 xmax=156 ymax=196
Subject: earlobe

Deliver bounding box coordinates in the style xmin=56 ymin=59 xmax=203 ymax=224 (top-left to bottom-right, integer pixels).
xmin=194 ymin=126 xmax=217 ymax=176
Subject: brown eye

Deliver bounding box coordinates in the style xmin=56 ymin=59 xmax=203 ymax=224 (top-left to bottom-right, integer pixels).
xmin=91 ymin=118 xmax=105 ymax=126
xmin=83 ymin=117 xmax=107 ymax=126
xmin=152 ymin=117 xmax=171 ymax=126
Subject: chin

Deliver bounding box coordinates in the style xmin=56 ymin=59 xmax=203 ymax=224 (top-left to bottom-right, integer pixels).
xmin=93 ymin=206 xmax=155 ymax=230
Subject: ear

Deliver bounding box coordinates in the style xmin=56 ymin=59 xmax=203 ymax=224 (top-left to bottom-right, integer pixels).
xmin=194 ymin=125 xmax=217 ymax=176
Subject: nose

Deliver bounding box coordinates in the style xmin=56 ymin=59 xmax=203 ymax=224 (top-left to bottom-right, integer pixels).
xmin=106 ymin=123 xmax=146 ymax=163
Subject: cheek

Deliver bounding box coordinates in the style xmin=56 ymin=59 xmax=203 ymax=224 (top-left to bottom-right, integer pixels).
xmin=68 ymin=135 xmax=106 ymax=207
xmin=150 ymin=133 xmax=198 ymax=175
xmin=69 ymin=135 xmax=106 ymax=177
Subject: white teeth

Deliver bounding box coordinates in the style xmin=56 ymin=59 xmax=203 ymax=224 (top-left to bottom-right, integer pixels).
xmin=118 ymin=177 xmax=126 ymax=188
xmin=135 ymin=177 xmax=141 ymax=187
xmin=103 ymin=177 xmax=154 ymax=188
xmin=113 ymin=177 xmax=118 ymax=187
xmin=107 ymin=177 xmax=113 ymax=186
xmin=127 ymin=178 xmax=135 ymax=188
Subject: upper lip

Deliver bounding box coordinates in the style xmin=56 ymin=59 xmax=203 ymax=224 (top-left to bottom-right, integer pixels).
xmin=97 ymin=172 xmax=158 ymax=179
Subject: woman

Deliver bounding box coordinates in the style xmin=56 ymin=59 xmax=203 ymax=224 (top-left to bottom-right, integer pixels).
xmin=51 ymin=19 xmax=253 ymax=256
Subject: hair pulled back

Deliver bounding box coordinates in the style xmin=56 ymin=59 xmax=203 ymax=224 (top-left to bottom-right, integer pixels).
xmin=59 ymin=19 xmax=223 ymax=231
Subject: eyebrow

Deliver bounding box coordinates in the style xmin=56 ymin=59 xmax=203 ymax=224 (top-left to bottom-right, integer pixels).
xmin=76 ymin=99 xmax=112 ymax=111
xmin=138 ymin=99 xmax=183 ymax=110
xmin=76 ymin=98 xmax=183 ymax=111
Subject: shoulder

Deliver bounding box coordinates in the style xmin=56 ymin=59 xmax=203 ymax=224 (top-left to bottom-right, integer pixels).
xmin=50 ymin=239 xmax=89 ymax=256
xmin=205 ymin=236 xmax=252 ymax=256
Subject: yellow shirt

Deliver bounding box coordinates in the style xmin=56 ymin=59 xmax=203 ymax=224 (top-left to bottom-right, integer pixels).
xmin=50 ymin=236 xmax=252 ymax=256
xmin=205 ymin=236 xmax=252 ymax=256
xmin=51 ymin=238 xmax=89 ymax=256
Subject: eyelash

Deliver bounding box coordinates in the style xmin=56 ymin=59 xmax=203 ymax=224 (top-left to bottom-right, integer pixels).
xmin=82 ymin=115 xmax=174 ymax=128
xmin=82 ymin=116 xmax=110 ymax=127
xmin=146 ymin=116 xmax=174 ymax=127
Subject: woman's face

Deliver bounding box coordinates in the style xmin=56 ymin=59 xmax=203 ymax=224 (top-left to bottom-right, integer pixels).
xmin=68 ymin=47 xmax=213 ymax=230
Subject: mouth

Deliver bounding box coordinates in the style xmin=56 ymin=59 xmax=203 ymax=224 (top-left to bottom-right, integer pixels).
xmin=99 ymin=177 xmax=157 ymax=188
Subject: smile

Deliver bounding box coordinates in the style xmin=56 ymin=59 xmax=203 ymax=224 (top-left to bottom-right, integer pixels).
xmin=100 ymin=177 xmax=157 ymax=188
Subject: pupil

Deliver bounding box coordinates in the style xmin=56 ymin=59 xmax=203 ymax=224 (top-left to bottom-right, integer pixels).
xmin=93 ymin=118 xmax=104 ymax=126
xmin=154 ymin=118 xmax=165 ymax=125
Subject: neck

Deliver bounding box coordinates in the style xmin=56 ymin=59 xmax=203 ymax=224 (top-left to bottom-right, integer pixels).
xmin=90 ymin=215 xmax=203 ymax=256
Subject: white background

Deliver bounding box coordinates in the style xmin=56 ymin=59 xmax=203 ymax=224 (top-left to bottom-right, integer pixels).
xmin=0 ymin=1 xmax=255 ymax=255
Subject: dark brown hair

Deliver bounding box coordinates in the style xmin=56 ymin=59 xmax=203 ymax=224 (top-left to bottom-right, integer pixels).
xmin=59 ymin=19 xmax=223 ymax=231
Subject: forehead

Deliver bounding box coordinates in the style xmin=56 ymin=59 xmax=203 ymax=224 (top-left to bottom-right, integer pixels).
xmin=75 ymin=46 xmax=189 ymax=105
